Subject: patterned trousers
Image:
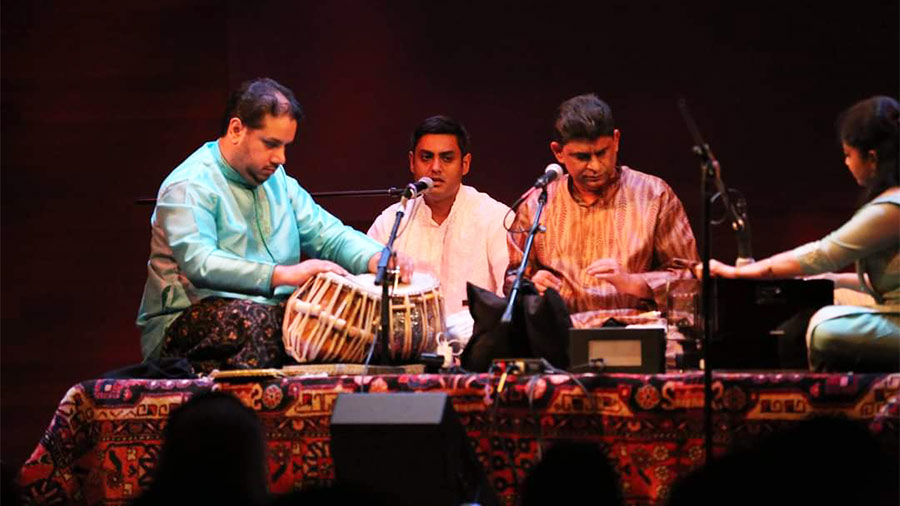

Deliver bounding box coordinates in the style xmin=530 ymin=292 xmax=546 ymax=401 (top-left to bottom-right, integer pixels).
xmin=160 ymin=298 xmax=287 ymax=374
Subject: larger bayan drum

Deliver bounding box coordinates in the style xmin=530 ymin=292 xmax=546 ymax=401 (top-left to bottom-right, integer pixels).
xmin=283 ymin=272 xmax=446 ymax=364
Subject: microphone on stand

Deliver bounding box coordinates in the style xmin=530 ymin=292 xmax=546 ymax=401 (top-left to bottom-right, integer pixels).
xmin=369 ymin=175 xmax=433 ymax=365
xmin=404 ymin=177 xmax=435 ymax=197
xmin=511 ymin=164 xmax=564 ymax=209
xmin=399 ymin=177 xmax=434 ymax=206
xmin=502 ymin=164 xmax=561 ymax=323
xmin=532 ymin=163 xmax=563 ymax=189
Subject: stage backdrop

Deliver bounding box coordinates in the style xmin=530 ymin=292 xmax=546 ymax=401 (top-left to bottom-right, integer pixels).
xmin=2 ymin=0 xmax=898 ymax=469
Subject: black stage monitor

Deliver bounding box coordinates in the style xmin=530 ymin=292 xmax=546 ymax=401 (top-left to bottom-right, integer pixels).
xmin=330 ymin=392 xmax=498 ymax=506
xmin=568 ymin=327 xmax=666 ymax=373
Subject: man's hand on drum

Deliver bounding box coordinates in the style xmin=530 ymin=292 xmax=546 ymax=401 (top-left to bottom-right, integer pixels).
xmin=531 ymin=269 xmax=562 ymax=295
xmin=272 ymin=260 xmax=349 ymax=288
xmin=367 ymin=251 xmax=415 ymax=283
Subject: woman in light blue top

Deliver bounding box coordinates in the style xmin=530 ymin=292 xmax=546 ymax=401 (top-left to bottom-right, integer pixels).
xmin=710 ymin=96 xmax=899 ymax=372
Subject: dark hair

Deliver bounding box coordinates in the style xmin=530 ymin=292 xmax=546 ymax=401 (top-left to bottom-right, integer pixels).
xmin=667 ymin=415 xmax=898 ymax=506
xmin=221 ymin=77 xmax=303 ymax=135
xmin=553 ymin=93 xmax=615 ymax=144
xmin=132 ymin=391 xmax=269 ymax=506
xmin=837 ymin=95 xmax=899 ymax=201
xmin=521 ymin=441 xmax=622 ymax=506
xmin=409 ymin=115 xmax=471 ymax=155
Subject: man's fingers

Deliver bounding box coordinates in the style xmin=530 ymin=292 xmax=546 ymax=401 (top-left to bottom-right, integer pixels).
xmin=586 ymin=264 xmax=619 ymax=275
xmin=586 ymin=258 xmax=621 ymax=277
xmin=533 ymin=270 xmax=562 ymax=293
xmin=389 ymin=253 xmax=415 ymax=283
xmin=400 ymin=263 xmax=413 ymax=283
xmin=308 ymin=260 xmax=348 ymax=277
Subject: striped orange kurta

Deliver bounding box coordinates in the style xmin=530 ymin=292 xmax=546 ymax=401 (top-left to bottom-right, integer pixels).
xmin=507 ymin=166 xmax=699 ymax=322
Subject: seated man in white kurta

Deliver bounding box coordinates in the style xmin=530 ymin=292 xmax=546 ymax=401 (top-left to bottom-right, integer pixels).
xmin=367 ymin=115 xmax=509 ymax=316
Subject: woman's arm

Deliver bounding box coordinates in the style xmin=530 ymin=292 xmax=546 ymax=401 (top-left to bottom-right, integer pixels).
xmin=804 ymin=272 xmax=866 ymax=290
xmin=709 ymin=200 xmax=899 ymax=280
xmin=708 ymin=251 xmax=806 ymax=279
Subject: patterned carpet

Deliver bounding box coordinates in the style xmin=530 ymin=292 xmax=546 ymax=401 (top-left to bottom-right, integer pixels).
xmin=18 ymin=371 xmax=900 ymax=505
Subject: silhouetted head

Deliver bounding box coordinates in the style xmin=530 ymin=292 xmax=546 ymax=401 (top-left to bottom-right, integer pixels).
xmin=521 ymin=441 xmax=623 ymax=506
xmin=667 ymin=415 xmax=898 ymax=506
xmin=133 ymin=391 xmax=269 ymax=506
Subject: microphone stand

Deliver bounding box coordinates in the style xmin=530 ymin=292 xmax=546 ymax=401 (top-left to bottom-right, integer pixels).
xmin=364 ymin=195 xmax=410 ymax=368
xmin=678 ymin=98 xmax=753 ymax=466
xmin=502 ymin=186 xmax=548 ymax=323
xmin=691 ymin=119 xmax=716 ymax=468
xmin=136 ymin=187 xmax=406 ymax=206
xmin=310 ymin=187 xmax=406 ymax=198
xmin=706 ymin=163 xmax=754 ymax=266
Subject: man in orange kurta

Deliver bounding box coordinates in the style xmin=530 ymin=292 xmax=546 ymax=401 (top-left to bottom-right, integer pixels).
xmin=508 ymin=94 xmax=699 ymax=326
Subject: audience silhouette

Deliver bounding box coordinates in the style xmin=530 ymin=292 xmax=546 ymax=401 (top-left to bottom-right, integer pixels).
xmin=666 ymin=415 xmax=899 ymax=506
xmin=521 ymin=441 xmax=623 ymax=506
xmin=130 ymin=391 xmax=269 ymax=506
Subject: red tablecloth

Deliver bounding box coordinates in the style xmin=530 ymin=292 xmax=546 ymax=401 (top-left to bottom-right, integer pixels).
xmin=18 ymin=371 xmax=899 ymax=505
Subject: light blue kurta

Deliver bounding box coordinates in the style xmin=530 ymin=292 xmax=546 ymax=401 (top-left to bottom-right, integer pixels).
xmin=792 ymin=192 xmax=900 ymax=308
xmin=791 ymin=191 xmax=900 ymax=371
xmin=137 ymin=141 xmax=382 ymax=359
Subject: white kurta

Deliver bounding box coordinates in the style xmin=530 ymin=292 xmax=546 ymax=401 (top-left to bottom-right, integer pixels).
xmin=368 ymin=185 xmax=510 ymax=315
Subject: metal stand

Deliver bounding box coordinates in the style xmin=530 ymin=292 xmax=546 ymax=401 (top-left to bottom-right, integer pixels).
xmin=678 ymin=99 xmax=754 ymax=465
xmin=310 ymin=187 xmax=405 ymax=198
xmin=136 ymin=186 xmax=406 ymax=206
xmin=364 ymin=203 xmax=405 ymax=367
xmin=502 ymin=187 xmax=548 ymax=323
xmin=697 ymin=143 xmax=716 ymax=466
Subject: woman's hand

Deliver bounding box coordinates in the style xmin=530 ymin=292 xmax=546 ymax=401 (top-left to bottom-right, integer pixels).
xmin=693 ymin=259 xmax=739 ymax=279
xmin=710 ymin=259 xmax=738 ymax=278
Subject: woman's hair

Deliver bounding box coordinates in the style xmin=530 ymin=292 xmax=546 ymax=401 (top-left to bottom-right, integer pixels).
xmin=837 ymin=95 xmax=899 ymax=201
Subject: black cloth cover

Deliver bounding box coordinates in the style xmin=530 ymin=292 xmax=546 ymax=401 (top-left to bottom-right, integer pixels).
xmin=461 ymin=281 xmax=572 ymax=372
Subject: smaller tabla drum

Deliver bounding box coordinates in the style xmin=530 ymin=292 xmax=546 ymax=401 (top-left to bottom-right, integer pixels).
xmin=282 ymin=271 xmax=446 ymax=364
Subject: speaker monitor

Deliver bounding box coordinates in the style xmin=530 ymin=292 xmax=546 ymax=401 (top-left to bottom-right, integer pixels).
xmin=568 ymin=327 xmax=666 ymax=373
xmin=330 ymin=393 xmax=497 ymax=506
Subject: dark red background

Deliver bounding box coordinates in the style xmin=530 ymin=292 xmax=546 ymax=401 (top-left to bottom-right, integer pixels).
xmin=2 ymin=0 xmax=897 ymax=468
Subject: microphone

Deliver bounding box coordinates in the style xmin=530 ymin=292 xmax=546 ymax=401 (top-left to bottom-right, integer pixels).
xmin=532 ymin=163 xmax=563 ymax=189
xmin=403 ymin=177 xmax=434 ymax=198
xmin=510 ymin=164 xmax=564 ymax=209
xmin=399 ymin=177 xmax=434 ymax=206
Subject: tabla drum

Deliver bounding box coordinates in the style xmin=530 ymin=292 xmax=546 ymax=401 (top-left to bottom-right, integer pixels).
xmin=282 ymin=271 xmax=446 ymax=364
